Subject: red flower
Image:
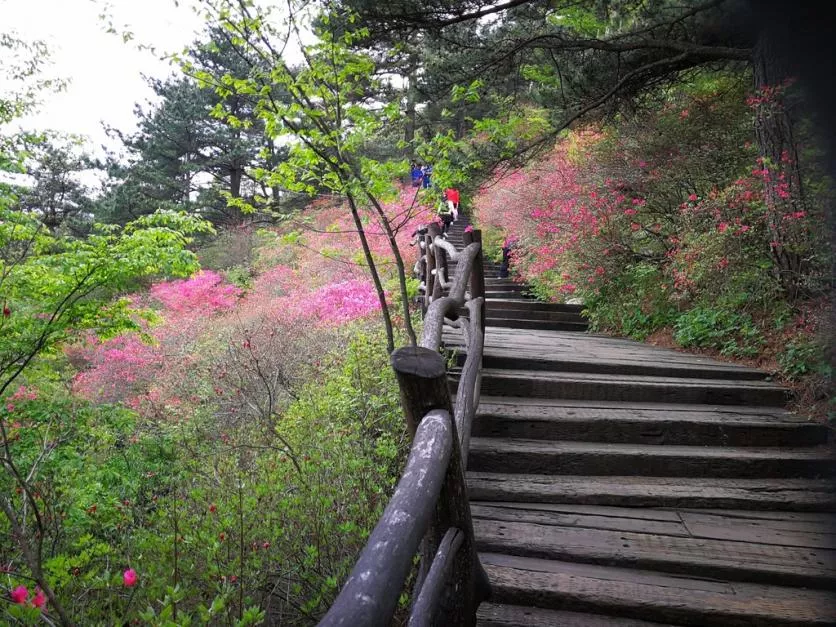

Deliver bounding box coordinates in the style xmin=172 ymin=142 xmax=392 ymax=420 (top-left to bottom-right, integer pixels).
xmin=219 ymin=532 xmax=226 ymax=542
xmin=262 ymin=541 xmax=270 ymax=549
xmin=2 ymin=306 xmax=10 ymax=317
xmin=32 ymin=588 xmax=46 ymax=609
xmin=10 ymin=585 xmax=28 ymax=604
xmin=209 ymin=503 xmax=217 ymax=513
xmin=123 ymin=568 xmax=138 ymax=587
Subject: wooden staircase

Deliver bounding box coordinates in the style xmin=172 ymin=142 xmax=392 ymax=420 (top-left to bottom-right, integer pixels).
xmin=442 ymin=218 xmax=836 ymax=626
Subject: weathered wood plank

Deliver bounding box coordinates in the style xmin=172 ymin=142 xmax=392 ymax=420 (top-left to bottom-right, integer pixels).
xmin=476 ymin=603 xmax=675 ymax=627
xmin=470 ymin=501 xmax=684 ymax=522
xmin=473 ymin=396 xmax=805 ymax=420
xmin=679 ymin=511 xmax=836 ymax=549
xmin=467 ymin=438 xmax=835 ymax=478
xmin=480 ymin=553 xmax=836 ymax=626
xmin=471 ymin=503 xmax=836 ymax=548
xmin=467 ymin=472 xmax=836 ymax=511
xmin=473 ymin=518 xmax=836 ymax=588
xmin=470 ymin=504 xmax=690 ymax=537
xmin=473 ymin=368 xmax=790 ymax=407
xmin=471 ymin=406 xmax=825 ymax=447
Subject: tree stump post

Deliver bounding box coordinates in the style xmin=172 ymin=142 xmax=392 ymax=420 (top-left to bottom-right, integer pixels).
xmin=390 ymin=346 xmax=487 ymax=626
xmin=463 ymin=229 xmax=486 ymax=333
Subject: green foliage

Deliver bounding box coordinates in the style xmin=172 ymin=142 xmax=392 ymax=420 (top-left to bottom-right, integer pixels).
xmin=673 ymin=307 xmax=764 ymax=358
xmin=777 ymin=337 xmax=830 ymax=380
xmin=584 ymin=263 xmax=677 ymax=340
xmin=0 ymin=208 xmax=213 ymax=396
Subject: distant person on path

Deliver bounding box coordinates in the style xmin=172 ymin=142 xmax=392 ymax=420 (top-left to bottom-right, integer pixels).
xmin=445 ymin=187 xmax=460 ymax=221
xmin=437 ymin=196 xmax=454 ymax=235
xmin=422 ymin=164 xmax=433 ymax=189
xmin=411 ymin=162 xmax=423 ymax=187
xmin=500 ymin=236 xmax=516 ymax=278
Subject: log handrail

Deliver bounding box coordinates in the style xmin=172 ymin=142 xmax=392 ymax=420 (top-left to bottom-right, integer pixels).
xmin=320 ymin=223 xmax=489 ymax=626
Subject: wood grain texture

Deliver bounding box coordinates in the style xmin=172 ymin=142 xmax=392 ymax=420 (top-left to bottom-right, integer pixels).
xmin=473 ymin=517 xmax=836 ymax=588
xmin=467 ymin=472 xmax=836 ymax=511
xmin=480 ymin=553 xmax=836 ymax=626
xmin=476 ymin=603 xmax=676 ymax=627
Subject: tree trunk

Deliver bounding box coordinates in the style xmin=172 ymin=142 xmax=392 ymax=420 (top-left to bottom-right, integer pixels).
xmin=752 ymin=25 xmax=807 ymax=300
xmin=405 ymin=70 xmax=417 ymax=156
xmin=346 ymin=192 xmax=396 ymax=353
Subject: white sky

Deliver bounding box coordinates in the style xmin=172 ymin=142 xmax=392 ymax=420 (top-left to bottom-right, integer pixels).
xmin=1 ymin=0 xmax=205 ymax=157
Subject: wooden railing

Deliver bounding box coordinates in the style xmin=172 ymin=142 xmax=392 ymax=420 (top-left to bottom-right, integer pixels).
xmin=320 ymin=223 xmax=490 ymax=626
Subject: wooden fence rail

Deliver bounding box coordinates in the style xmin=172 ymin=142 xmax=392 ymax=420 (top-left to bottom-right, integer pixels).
xmin=320 ymin=225 xmax=490 ymax=626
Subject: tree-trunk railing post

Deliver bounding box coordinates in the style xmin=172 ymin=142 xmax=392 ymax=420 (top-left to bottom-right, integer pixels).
xmin=425 ymin=225 xmax=440 ymax=310
xmin=390 ymin=346 xmax=485 ymax=627
xmin=463 ymin=229 xmax=486 ymax=333
xmin=427 ymin=223 xmax=443 ymax=303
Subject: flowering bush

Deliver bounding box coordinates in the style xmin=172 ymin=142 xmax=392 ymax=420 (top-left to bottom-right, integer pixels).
xmin=472 ymin=73 xmax=830 ymax=360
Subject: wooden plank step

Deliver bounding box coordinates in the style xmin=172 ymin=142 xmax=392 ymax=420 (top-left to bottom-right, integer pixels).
xmin=467 ymin=473 xmax=836 ymax=511
xmin=470 ymin=397 xmax=827 ymax=446
xmin=485 ymin=318 xmax=589 ymax=332
xmin=452 ymin=350 xmax=769 ymax=380
xmin=480 ymin=552 xmax=836 ymax=626
xmin=477 ymin=603 xmax=674 ymax=626
xmin=485 ymin=299 xmax=584 ymax=313
xmin=442 ymin=332 xmax=767 ymax=379
xmin=471 ymin=503 xmax=836 ymax=549
xmin=478 ymin=308 xmax=586 ymax=322
xmin=476 ymin=368 xmax=790 ymax=406
xmin=486 ymin=291 xmax=538 ymax=300
xmin=467 ymin=438 xmax=834 ymax=478
xmin=472 ymin=517 xmax=836 ymax=588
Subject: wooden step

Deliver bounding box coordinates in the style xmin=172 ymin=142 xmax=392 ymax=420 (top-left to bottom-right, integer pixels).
xmin=476 ymin=368 xmax=790 ymax=406
xmin=480 ymin=308 xmax=587 ymax=322
xmin=477 ymin=603 xmax=674 ymax=626
xmin=470 ymin=398 xmax=827 ymax=446
xmin=472 ymin=503 xmax=836 ymax=548
xmin=486 ymin=290 xmax=537 ymax=298
xmin=480 ymin=552 xmax=836 ymax=626
xmin=486 ymin=299 xmax=584 ymax=313
xmin=485 ymin=318 xmax=589 ymax=332
xmin=467 ymin=438 xmax=834 ymax=478
xmin=465 ymin=349 xmax=768 ymax=380
xmin=467 ymin=473 xmax=836 ymax=511
xmin=472 ymin=515 xmax=836 ymax=589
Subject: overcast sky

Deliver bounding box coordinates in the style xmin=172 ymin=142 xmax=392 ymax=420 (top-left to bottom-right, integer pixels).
xmin=1 ymin=0 xmax=205 ymax=156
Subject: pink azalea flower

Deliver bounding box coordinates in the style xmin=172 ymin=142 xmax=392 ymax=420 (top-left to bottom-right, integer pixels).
xmin=32 ymin=588 xmax=46 ymax=609
xmin=11 ymin=585 xmax=28 ymax=604
xmin=464 ymin=225 xmax=474 ymax=233
xmin=123 ymin=568 xmax=138 ymax=587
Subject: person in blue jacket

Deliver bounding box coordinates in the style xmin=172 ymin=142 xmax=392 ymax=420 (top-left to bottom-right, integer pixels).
xmin=422 ymin=164 xmax=433 ymax=189
xmin=411 ymin=162 xmax=423 ymax=187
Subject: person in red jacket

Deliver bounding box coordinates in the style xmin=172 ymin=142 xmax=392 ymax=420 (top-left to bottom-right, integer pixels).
xmin=444 ymin=188 xmax=460 ymax=221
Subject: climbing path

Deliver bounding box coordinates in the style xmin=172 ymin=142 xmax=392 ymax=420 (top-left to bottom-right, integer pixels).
xmin=443 ymin=216 xmax=836 ymax=626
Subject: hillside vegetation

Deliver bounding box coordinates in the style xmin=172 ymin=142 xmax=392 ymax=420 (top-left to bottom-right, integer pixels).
xmin=1 ymin=0 xmax=833 ymax=624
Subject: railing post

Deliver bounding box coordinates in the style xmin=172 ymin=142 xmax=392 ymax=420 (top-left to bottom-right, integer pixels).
xmin=463 ymin=229 xmax=486 ymax=332
xmin=427 ymin=223 xmax=444 ymax=302
xmin=391 ymin=346 xmax=452 ymax=438
xmin=390 ymin=346 xmax=488 ymax=627
xmin=425 ymin=226 xmax=439 ymax=308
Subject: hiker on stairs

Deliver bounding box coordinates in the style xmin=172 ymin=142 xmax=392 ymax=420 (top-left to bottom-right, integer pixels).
xmin=437 ymin=196 xmax=454 ymax=236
